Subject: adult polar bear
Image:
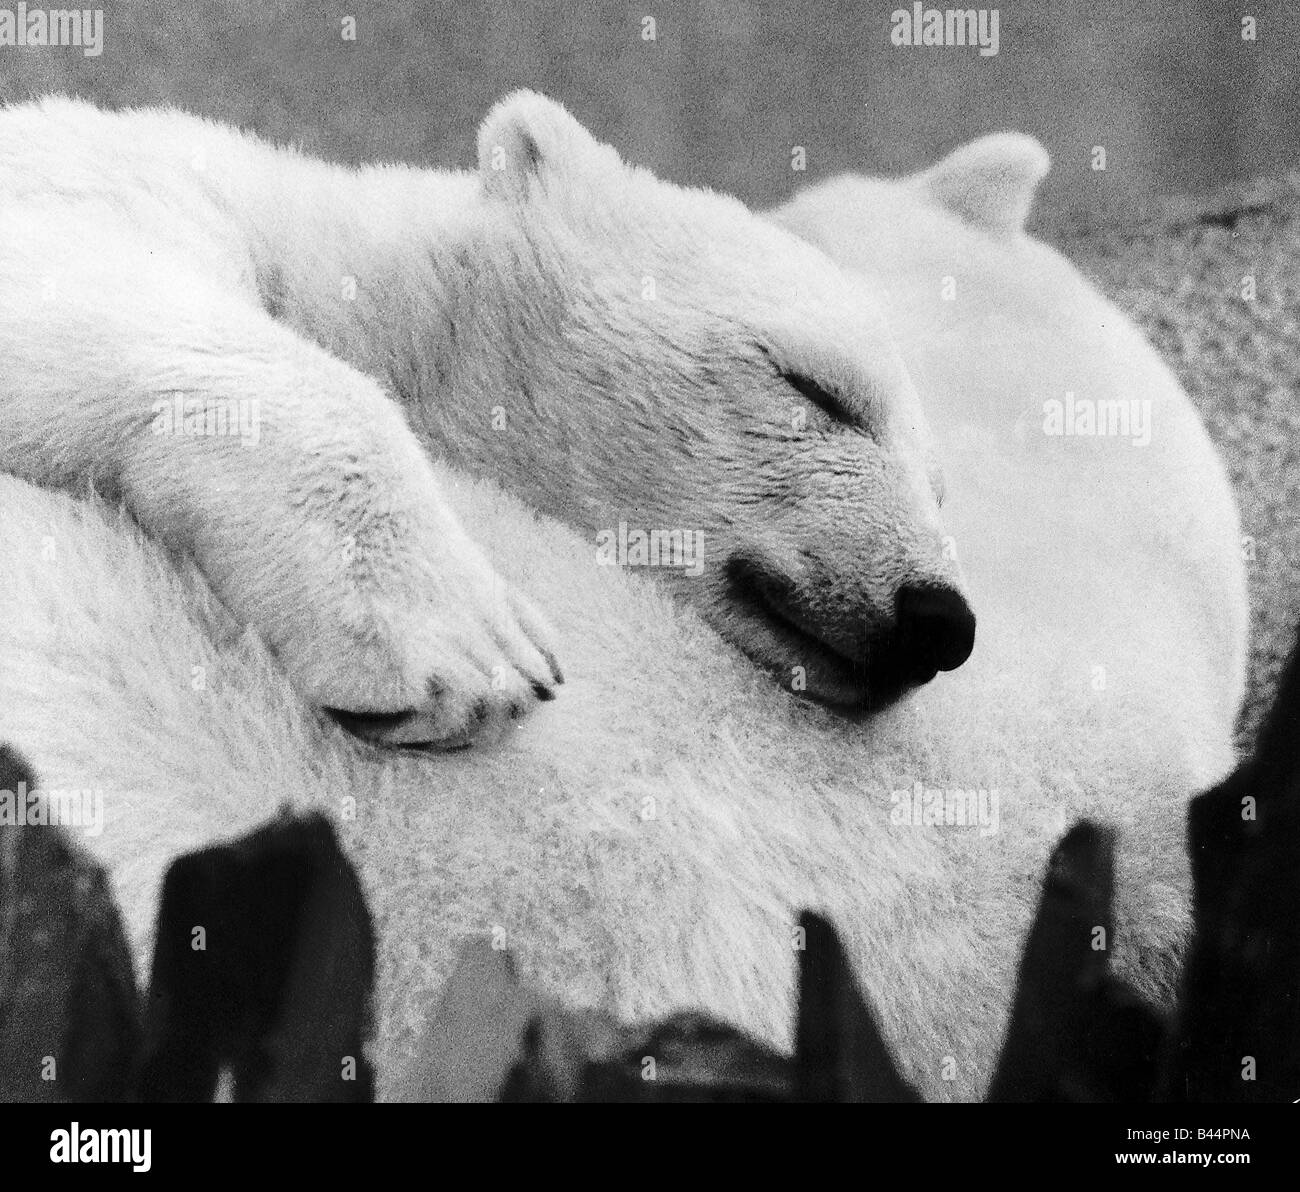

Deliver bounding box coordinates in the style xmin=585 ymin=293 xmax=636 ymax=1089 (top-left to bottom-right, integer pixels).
xmin=0 ymin=95 xmax=1245 ymax=1099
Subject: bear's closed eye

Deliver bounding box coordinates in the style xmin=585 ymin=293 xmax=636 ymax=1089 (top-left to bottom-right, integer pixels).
xmin=782 ymin=369 xmax=854 ymax=427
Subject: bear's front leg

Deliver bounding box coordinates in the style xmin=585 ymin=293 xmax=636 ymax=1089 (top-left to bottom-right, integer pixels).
xmin=0 ymin=247 xmax=562 ymax=747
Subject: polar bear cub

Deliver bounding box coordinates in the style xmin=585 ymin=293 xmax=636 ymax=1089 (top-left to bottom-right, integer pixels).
xmin=0 ymin=93 xmax=977 ymax=743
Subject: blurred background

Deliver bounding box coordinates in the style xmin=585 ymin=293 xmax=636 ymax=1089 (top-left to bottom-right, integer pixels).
xmin=0 ymin=0 xmax=1296 ymax=223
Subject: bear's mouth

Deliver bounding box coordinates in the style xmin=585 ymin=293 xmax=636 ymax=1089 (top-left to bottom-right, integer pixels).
xmin=723 ymin=559 xmax=931 ymax=713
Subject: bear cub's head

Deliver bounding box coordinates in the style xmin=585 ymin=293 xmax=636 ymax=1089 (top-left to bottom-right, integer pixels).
xmin=441 ymin=92 xmax=973 ymax=711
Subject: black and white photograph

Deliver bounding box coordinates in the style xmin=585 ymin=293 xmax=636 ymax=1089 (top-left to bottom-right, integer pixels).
xmin=0 ymin=0 xmax=1297 ymax=1167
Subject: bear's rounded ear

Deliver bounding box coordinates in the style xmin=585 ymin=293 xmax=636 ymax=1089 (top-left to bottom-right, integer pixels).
xmin=477 ymin=91 xmax=617 ymax=202
xmin=917 ymin=133 xmax=1050 ymax=236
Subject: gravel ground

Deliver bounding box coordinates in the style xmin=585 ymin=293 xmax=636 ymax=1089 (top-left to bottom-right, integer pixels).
xmin=1050 ymin=182 xmax=1300 ymax=751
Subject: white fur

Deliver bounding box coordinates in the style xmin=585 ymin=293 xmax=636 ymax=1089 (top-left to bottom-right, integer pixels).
xmin=0 ymin=101 xmax=1247 ymax=1100
xmin=914 ymin=132 xmax=1051 ymax=237
xmin=0 ymin=98 xmax=561 ymax=745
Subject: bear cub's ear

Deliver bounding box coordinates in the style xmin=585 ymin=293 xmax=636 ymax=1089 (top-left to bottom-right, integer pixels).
xmin=917 ymin=133 xmax=1050 ymax=237
xmin=477 ymin=91 xmax=618 ymax=202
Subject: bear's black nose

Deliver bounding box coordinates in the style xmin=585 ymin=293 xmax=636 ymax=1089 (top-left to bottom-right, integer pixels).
xmin=895 ymin=584 xmax=977 ymax=678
